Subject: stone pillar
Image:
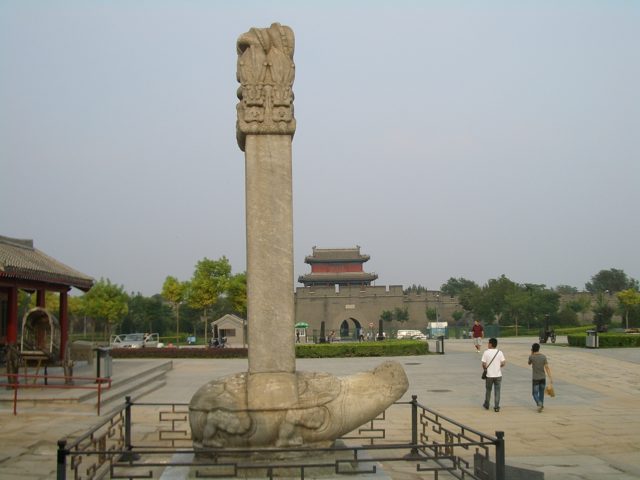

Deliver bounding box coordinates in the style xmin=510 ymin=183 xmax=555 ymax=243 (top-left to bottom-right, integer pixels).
xmin=245 ymin=134 xmax=295 ymax=374
xmin=188 ymin=24 xmax=409 ymax=449
xmin=236 ymin=23 xmax=297 ymax=406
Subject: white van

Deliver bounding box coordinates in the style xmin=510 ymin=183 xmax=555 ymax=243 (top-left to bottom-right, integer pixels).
xmin=396 ymin=329 xmax=427 ymax=340
xmin=110 ymin=333 xmax=163 ymax=348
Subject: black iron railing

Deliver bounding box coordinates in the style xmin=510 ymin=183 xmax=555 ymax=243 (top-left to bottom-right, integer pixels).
xmin=57 ymin=394 xmax=505 ymax=479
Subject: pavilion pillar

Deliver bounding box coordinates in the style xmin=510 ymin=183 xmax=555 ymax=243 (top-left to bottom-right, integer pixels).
xmin=36 ymin=289 xmax=46 ymax=308
xmin=7 ymin=286 xmax=18 ymax=344
xmin=59 ymin=290 xmax=69 ymax=360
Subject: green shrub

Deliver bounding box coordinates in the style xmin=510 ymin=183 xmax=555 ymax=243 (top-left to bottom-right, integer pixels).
xmin=599 ymin=334 xmax=640 ymax=347
xmin=295 ymin=340 xmax=428 ymax=358
xmin=567 ymin=334 xmax=640 ymax=348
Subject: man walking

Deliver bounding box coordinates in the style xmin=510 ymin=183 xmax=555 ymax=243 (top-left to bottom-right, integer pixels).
xmin=482 ymin=338 xmax=506 ymax=412
xmin=471 ymin=319 xmax=484 ymax=353
xmin=528 ymin=342 xmax=552 ymax=412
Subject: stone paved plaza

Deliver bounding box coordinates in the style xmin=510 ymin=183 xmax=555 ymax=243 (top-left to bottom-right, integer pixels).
xmin=1 ymin=337 xmax=639 ymax=479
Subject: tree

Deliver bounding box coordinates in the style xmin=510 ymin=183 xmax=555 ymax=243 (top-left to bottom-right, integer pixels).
xmin=504 ymin=289 xmax=530 ymax=335
xmin=404 ymin=284 xmax=427 ymax=294
xmin=617 ymin=289 xmax=640 ymax=329
xmin=186 ymin=257 xmax=233 ymax=342
xmin=566 ymin=296 xmax=591 ymax=323
xmin=557 ymin=305 xmax=579 ymax=326
xmin=460 ymin=277 xmax=559 ymax=329
xmin=122 ymin=293 xmax=172 ymax=335
xmin=585 ymin=268 xmax=639 ymax=294
xmin=592 ymin=292 xmax=615 ymax=332
xmin=68 ymin=294 xmax=87 ymax=335
xmin=81 ymin=278 xmax=129 ymax=337
xmin=26 ymin=291 xmax=61 ymax=311
xmin=441 ymin=277 xmax=478 ymax=297
xmin=459 ymin=284 xmax=493 ymax=322
xmin=483 ymin=275 xmax=520 ymax=324
xmin=457 ymin=283 xmax=482 ymax=314
xmin=162 ymin=276 xmax=186 ymax=341
xmin=451 ymin=310 xmax=464 ymax=324
xmin=226 ymin=272 xmax=247 ymax=317
xmin=554 ymin=284 xmax=578 ymax=294
xmin=393 ymin=307 xmax=409 ymax=322
xmin=521 ymin=285 xmax=560 ymax=330
xmin=380 ymin=310 xmax=393 ymax=323
xmin=425 ymin=307 xmax=437 ymax=322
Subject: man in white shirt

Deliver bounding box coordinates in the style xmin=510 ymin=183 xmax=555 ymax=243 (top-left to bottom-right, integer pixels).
xmin=481 ymin=337 xmax=506 ymax=412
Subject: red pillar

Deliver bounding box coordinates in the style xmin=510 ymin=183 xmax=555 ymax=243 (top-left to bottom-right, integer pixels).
xmin=36 ymin=289 xmax=46 ymax=308
xmin=7 ymin=286 xmax=18 ymax=344
xmin=59 ymin=290 xmax=69 ymax=361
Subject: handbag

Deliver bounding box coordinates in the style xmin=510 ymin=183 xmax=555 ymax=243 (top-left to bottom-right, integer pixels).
xmin=482 ymin=350 xmax=500 ymax=380
xmin=545 ymin=383 xmax=556 ymax=397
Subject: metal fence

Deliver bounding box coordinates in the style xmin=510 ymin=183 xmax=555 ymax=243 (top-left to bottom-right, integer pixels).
xmin=57 ymin=395 xmax=505 ymax=480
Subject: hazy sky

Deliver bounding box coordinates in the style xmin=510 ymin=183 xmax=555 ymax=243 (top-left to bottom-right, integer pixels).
xmin=2 ymin=1 xmax=639 ymax=296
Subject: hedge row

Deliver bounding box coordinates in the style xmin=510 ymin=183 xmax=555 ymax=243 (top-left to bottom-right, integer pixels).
xmin=295 ymin=340 xmax=428 ymax=358
xmin=567 ymin=334 xmax=640 ymax=348
xmin=111 ymin=347 xmax=248 ymax=359
xmin=110 ymin=340 xmax=428 ymax=359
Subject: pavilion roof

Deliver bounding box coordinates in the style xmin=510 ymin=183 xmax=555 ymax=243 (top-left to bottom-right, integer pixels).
xmin=0 ymin=235 xmax=94 ymax=291
xmin=298 ymin=272 xmax=378 ymax=284
xmin=304 ymin=246 xmax=370 ymax=264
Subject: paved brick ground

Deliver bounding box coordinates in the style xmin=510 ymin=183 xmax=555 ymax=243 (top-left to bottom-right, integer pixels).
xmin=1 ymin=337 xmax=639 ymax=479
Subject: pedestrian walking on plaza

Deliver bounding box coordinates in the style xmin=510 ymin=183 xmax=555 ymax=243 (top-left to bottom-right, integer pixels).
xmin=482 ymin=338 xmax=506 ymax=412
xmin=471 ymin=319 xmax=484 ymax=353
xmin=528 ymin=342 xmax=552 ymax=412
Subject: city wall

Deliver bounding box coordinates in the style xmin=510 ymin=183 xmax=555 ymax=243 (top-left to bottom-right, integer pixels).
xmin=294 ymin=286 xmax=619 ymax=337
xmin=294 ymin=285 xmax=464 ymax=336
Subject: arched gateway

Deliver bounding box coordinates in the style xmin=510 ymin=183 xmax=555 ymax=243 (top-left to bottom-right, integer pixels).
xmin=339 ymin=317 xmax=362 ymax=340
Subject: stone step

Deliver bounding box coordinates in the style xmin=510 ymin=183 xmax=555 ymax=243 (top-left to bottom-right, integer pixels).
xmin=78 ymin=360 xmax=173 ymax=404
xmin=0 ymin=360 xmax=173 ymax=415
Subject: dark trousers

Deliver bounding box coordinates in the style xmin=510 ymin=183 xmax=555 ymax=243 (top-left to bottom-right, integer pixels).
xmin=484 ymin=376 xmax=502 ymax=408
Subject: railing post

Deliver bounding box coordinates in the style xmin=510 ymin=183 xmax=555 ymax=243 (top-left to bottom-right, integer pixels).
xmin=495 ymin=431 xmax=505 ymax=480
xmin=125 ymin=395 xmax=133 ymax=452
xmin=57 ymin=439 xmax=68 ymax=480
xmin=410 ymin=394 xmax=419 ymax=456
xmin=12 ymin=375 xmax=18 ymax=415
xmin=97 ymin=381 xmax=101 ymax=416
xmin=119 ymin=395 xmax=140 ymax=461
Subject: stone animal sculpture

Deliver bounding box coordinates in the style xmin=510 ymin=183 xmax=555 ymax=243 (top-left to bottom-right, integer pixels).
xmin=190 ymin=360 xmax=408 ymax=450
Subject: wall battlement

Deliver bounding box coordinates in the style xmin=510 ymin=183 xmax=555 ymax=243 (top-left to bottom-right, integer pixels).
xmin=295 ymin=285 xmax=459 ymax=302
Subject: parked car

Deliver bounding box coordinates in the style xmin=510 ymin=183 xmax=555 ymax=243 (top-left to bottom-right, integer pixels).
xmin=110 ymin=333 xmax=163 ymax=348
